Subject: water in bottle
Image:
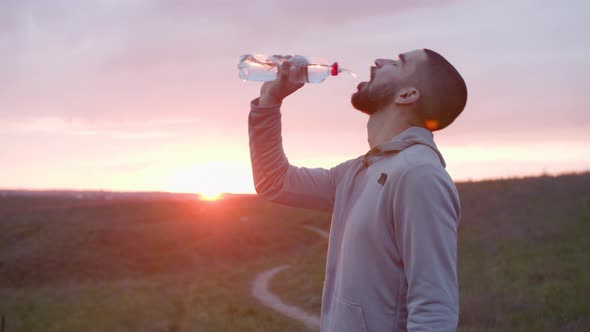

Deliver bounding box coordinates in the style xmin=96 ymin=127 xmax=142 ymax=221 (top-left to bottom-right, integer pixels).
xmin=238 ymin=54 xmax=356 ymax=83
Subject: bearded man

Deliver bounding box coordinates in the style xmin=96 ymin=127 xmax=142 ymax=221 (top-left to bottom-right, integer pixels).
xmin=248 ymin=49 xmax=467 ymax=332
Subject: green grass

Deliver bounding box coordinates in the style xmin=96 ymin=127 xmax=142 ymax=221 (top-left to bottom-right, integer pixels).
xmin=457 ymin=197 xmax=590 ymax=331
xmin=0 ymin=196 xmax=320 ymax=331
xmin=0 ymin=267 xmax=314 ymax=331
xmin=1 ymin=173 xmax=589 ymax=331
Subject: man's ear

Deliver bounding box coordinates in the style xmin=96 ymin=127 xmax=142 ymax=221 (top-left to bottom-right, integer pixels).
xmin=394 ymin=87 xmax=420 ymax=105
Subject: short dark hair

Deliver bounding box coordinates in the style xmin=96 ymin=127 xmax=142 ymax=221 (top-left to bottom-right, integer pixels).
xmin=413 ymin=49 xmax=467 ymax=131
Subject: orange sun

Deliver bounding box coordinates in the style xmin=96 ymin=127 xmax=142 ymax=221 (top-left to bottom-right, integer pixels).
xmin=164 ymin=161 xmax=253 ymax=199
xmin=199 ymin=191 xmax=223 ymax=201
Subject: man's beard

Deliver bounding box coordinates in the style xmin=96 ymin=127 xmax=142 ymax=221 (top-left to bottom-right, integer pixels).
xmin=351 ymin=82 xmax=395 ymax=115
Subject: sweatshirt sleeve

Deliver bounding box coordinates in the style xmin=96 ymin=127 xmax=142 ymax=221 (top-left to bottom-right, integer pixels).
xmin=393 ymin=164 xmax=461 ymax=332
xmin=248 ymin=98 xmax=354 ymax=212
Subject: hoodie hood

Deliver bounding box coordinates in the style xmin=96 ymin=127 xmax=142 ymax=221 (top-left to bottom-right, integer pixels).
xmin=362 ymin=126 xmax=446 ymax=167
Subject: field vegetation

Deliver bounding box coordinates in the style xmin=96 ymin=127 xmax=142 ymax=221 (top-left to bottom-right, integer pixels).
xmin=1 ymin=172 xmax=588 ymax=331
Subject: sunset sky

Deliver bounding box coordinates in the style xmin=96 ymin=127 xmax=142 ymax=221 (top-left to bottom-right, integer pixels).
xmin=1 ymin=0 xmax=589 ymax=195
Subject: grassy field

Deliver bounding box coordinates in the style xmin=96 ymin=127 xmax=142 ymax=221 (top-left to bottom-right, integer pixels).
xmin=1 ymin=172 xmax=589 ymax=331
xmin=0 ymin=195 xmax=325 ymax=331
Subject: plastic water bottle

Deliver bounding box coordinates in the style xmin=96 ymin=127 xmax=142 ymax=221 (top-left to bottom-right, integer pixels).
xmin=238 ymin=54 xmax=355 ymax=83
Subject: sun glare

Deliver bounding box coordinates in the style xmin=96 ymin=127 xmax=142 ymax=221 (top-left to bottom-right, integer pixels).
xmin=164 ymin=160 xmax=254 ymax=198
xmin=200 ymin=191 xmax=223 ymax=201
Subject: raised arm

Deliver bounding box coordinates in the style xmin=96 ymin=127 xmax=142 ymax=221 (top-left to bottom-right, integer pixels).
xmin=248 ymin=57 xmax=353 ymax=212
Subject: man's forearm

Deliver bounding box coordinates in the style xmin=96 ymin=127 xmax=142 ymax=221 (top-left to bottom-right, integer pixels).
xmin=249 ymin=99 xmax=288 ymax=199
xmin=258 ymin=93 xmax=282 ymax=107
xmin=248 ymin=98 xmax=338 ymax=212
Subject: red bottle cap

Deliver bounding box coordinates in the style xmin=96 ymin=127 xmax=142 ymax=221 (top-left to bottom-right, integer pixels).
xmin=331 ymin=62 xmax=339 ymax=76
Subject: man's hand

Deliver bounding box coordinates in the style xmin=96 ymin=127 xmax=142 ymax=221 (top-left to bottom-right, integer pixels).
xmin=258 ymin=56 xmax=307 ymax=106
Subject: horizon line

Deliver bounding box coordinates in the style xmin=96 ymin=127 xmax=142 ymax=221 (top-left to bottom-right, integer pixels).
xmin=1 ymin=169 xmax=588 ymax=195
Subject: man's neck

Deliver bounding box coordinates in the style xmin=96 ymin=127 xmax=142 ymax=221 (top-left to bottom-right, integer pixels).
xmin=367 ymin=107 xmax=411 ymax=149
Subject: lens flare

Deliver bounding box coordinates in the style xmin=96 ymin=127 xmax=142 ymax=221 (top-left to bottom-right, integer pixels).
xmin=424 ymin=119 xmax=439 ymax=131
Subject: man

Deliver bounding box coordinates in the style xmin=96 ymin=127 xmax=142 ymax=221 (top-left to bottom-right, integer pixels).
xmin=248 ymin=49 xmax=467 ymax=332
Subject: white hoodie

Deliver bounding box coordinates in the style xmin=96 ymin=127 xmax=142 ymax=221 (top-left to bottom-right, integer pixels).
xmin=249 ymin=99 xmax=461 ymax=332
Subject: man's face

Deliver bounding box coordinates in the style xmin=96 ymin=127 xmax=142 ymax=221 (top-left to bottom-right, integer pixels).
xmin=351 ymin=49 xmax=427 ymax=114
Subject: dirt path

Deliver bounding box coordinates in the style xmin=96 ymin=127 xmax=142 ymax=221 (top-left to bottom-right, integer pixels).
xmin=251 ymin=225 xmax=329 ymax=331
xmin=251 ymin=264 xmax=321 ymax=330
xmin=301 ymin=225 xmax=329 ymax=239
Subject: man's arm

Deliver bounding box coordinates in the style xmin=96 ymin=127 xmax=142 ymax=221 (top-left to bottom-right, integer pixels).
xmin=249 ymin=57 xmax=353 ymax=212
xmin=393 ymin=164 xmax=461 ymax=332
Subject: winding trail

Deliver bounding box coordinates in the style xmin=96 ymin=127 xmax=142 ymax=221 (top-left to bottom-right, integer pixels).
xmin=252 ymin=265 xmax=321 ymax=330
xmin=301 ymin=225 xmax=329 ymax=240
xmin=251 ymin=224 xmax=329 ymax=331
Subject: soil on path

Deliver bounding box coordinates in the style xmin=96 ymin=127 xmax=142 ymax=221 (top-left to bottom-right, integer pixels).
xmin=251 ymin=225 xmax=329 ymax=330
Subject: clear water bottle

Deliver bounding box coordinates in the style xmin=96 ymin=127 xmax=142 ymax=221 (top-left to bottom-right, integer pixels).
xmin=238 ymin=54 xmax=355 ymax=83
